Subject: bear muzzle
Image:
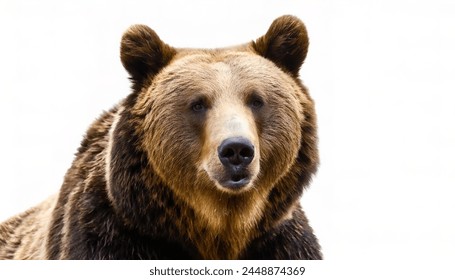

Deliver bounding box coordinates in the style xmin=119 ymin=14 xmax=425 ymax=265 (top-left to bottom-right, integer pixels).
xmin=216 ymin=136 xmax=256 ymax=190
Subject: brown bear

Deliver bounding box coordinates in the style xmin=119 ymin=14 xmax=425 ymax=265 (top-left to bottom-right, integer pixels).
xmin=0 ymin=15 xmax=321 ymax=260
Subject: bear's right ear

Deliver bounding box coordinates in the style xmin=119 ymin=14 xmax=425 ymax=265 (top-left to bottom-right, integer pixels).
xmin=252 ymin=15 xmax=309 ymax=77
xmin=120 ymin=25 xmax=176 ymax=90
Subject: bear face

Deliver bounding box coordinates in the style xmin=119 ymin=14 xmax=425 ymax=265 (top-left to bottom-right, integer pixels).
xmin=140 ymin=52 xmax=305 ymax=193
xmin=109 ymin=15 xmax=319 ymax=245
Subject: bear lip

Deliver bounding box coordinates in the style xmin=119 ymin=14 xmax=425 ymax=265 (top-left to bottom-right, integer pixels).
xmin=218 ymin=172 xmax=251 ymax=190
xmin=221 ymin=177 xmax=251 ymax=190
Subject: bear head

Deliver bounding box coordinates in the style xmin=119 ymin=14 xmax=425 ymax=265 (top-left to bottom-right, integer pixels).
xmin=107 ymin=15 xmax=318 ymax=238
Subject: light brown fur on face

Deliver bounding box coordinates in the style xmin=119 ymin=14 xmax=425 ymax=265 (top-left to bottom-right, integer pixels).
xmin=0 ymin=15 xmax=322 ymax=260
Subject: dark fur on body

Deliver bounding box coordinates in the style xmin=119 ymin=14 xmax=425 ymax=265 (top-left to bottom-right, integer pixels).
xmin=0 ymin=15 xmax=322 ymax=259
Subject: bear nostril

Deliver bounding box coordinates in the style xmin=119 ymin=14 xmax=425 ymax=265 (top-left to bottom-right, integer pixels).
xmin=239 ymin=147 xmax=254 ymax=159
xmin=218 ymin=137 xmax=255 ymax=167
xmin=220 ymin=147 xmax=235 ymax=159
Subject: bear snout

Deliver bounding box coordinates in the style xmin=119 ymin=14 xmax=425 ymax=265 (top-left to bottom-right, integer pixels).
xmin=213 ymin=136 xmax=257 ymax=190
xmin=218 ymin=137 xmax=254 ymax=167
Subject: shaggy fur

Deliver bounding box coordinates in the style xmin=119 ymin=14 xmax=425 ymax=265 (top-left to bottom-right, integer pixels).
xmin=0 ymin=15 xmax=322 ymax=260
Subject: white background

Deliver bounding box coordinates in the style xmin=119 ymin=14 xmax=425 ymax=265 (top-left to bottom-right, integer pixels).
xmin=1 ymin=0 xmax=455 ymax=266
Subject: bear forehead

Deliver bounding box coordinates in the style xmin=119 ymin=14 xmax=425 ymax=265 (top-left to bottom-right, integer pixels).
xmin=163 ymin=50 xmax=292 ymax=83
xmin=151 ymin=50 xmax=300 ymax=97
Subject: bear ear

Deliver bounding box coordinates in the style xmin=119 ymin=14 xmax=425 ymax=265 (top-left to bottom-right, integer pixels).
xmin=252 ymin=15 xmax=309 ymax=77
xmin=120 ymin=25 xmax=176 ymax=89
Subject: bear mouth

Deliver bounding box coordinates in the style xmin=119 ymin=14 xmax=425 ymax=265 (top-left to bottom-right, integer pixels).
xmin=218 ymin=172 xmax=251 ymax=190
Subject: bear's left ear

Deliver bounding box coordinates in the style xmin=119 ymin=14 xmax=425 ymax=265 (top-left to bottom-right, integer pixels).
xmin=121 ymin=25 xmax=176 ymax=90
xmin=252 ymin=15 xmax=309 ymax=77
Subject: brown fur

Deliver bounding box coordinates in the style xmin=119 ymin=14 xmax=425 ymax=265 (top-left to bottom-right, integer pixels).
xmin=0 ymin=15 xmax=321 ymax=260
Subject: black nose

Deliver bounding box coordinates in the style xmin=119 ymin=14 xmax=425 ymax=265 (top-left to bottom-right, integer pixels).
xmin=218 ymin=137 xmax=255 ymax=167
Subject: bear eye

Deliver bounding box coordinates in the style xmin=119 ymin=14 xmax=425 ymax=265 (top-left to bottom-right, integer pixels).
xmin=191 ymin=100 xmax=207 ymax=112
xmin=248 ymin=94 xmax=265 ymax=110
